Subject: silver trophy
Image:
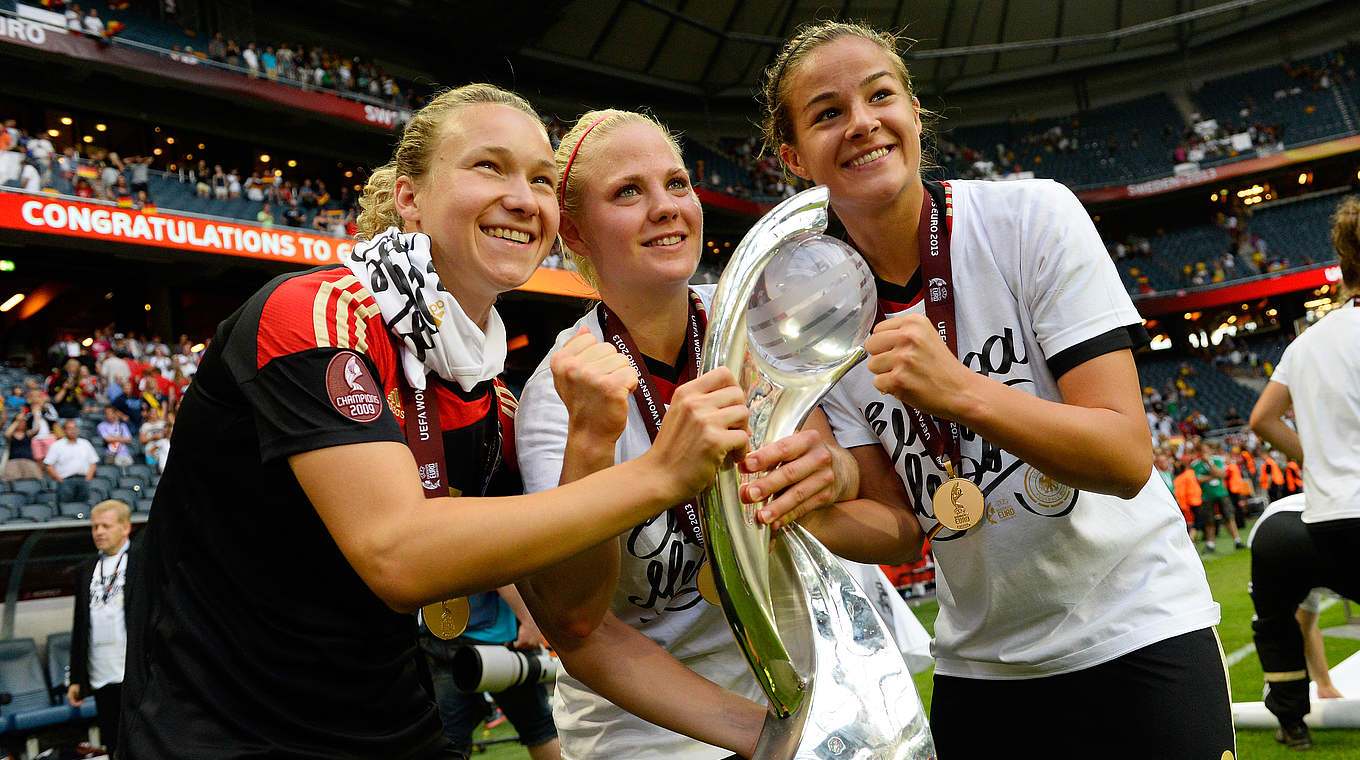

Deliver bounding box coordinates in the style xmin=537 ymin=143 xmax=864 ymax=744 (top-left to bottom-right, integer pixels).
xmin=699 ymin=186 xmax=935 ymax=759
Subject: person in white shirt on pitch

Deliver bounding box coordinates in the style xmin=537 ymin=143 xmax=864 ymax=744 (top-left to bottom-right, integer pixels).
xmin=69 ymin=500 xmax=134 ymax=755
xmin=1249 ymin=196 xmax=1360 ymax=750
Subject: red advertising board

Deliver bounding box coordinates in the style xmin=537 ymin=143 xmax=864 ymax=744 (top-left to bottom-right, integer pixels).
xmin=1133 ymin=264 xmax=1344 ymax=315
xmin=1078 ymin=136 xmax=1360 ymax=204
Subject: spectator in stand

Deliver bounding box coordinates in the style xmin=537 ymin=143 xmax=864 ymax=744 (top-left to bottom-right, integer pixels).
xmin=3 ymin=406 xmax=44 ymax=480
xmin=45 ymin=419 xmax=99 ymax=505
xmin=276 ymin=43 xmax=294 ymax=79
xmin=97 ymin=406 xmax=135 ymax=466
xmin=210 ymin=165 xmax=227 ymax=200
xmin=126 ymin=155 xmax=151 ymax=198
xmin=227 ymin=169 xmax=242 ymax=199
xmin=101 ymin=350 xmax=132 ymax=392
xmin=139 ymin=406 xmax=170 ymax=473
xmin=244 ymin=172 xmax=265 ymax=202
xmin=4 ymin=385 xmax=23 ymax=415
xmin=242 ymin=42 xmax=259 ymax=77
xmin=257 ymin=203 xmax=274 ymax=228
xmin=281 ymin=200 xmax=304 ymax=227
xmin=108 ymin=175 xmax=133 ymax=205
xmin=81 ymin=8 xmax=104 ymax=39
xmin=111 ymin=380 xmax=144 ymax=431
xmin=65 ymin=5 xmax=83 ymax=34
xmin=261 ymin=46 xmax=277 ymax=80
xmin=50 ymin=358 xmax=85 ymax=419
xmin=207 ymin=32 xmax=226 ymax=64
xmin=20 ymin=158 xmax=41 ymax=192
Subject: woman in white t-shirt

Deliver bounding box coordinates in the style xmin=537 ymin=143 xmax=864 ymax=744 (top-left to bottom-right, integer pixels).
xmin=760 ymin=21 xmax=1228 ymax=757
xmin=1248 ymin=196 xmax=1360 ymax=747
xmin=515 ymin=110 xmax=920 ymax=759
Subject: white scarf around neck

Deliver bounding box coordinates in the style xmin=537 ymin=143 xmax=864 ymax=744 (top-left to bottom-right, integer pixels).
xmin=341 ymin=227 xmax=505 ymax=392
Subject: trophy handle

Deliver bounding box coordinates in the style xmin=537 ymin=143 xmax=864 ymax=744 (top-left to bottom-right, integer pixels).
xmin=699 ymin=187 xmax=835 ymax=716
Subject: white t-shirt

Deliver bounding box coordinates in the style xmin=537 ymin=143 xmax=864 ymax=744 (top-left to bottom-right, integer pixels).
xmin=87 ymin=540 xmax=129 ymax=689
xmin=821 ymin=179 xmax=1219 ymax=680
xmin=43 ymin=437 xmax=99 ymax=479
xmin=1268 ymin=300 xmax=1360 ymax=523
xmin=517 ymin=285 xmax=761 ymax=760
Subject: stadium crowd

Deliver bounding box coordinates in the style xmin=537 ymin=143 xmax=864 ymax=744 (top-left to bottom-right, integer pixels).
xmin=1 ymin=329 xmax=202 ymax=485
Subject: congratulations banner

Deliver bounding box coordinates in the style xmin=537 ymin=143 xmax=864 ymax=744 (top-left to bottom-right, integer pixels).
xmin=0 ymin=193 xmax=353 ymax=264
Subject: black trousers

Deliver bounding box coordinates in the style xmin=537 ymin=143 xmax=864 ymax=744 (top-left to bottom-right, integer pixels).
xmin=94 ymin=682 xmax=122 ymax=754
xmin=932 ymin=628 xmax=1234 ymax=759
xmin=1251 ymin=511 xmax=1360 ymax=725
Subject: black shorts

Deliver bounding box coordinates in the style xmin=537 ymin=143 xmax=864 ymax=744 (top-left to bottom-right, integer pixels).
xmin=932 ymin=627 xmax=1234 ymax=759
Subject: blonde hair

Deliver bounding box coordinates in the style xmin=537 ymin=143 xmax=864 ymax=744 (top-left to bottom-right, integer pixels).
xmin=356 ymin=83 xmax=543 ymax=240
xmin=554 ymin=109 xmax=685 ymax=288
xmin=1332 ymin=196 xmax=1360 ymax=291
xmin=759 ymin=20 xmax=935 ymax=175
xmin=92 ymin=499 xmax=131 ymax=524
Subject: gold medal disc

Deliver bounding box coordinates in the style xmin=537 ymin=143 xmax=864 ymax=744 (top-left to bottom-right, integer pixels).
xmin=696 ymin=563 xmax=722 ymax=606
xmin=422 ymin=596 xmax=471 ymax=640
xmin=933 ymin=477 xmax=986 ymax=532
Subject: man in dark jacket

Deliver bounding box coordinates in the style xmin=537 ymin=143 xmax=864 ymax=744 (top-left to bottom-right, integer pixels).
xmin=69 ymin=499 xmax=134 ymax=754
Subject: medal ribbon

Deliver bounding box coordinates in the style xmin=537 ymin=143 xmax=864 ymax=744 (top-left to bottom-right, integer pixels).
xmin=597 ymin=290 xmax=707 ymax=547
xmin=873 ymin=183 xmax=974 ymax=536
xmin=397 ymin=371 xmax=503 ymax=500
xmin=873 ymin=182 xmax=963 ymax=481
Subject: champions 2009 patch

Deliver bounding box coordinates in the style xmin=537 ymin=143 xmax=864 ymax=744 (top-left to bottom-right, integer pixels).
xmin=325 ymin=351 xmax=383 ymax=422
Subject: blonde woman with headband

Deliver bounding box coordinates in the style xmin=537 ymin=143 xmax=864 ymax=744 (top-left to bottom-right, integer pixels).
xmin=761 ymin=20 xmax=1230 ymax=757
xmin=119 ymin=85 xmax=752 ymax=760
xmin=515 ymin=109 xmax=922 ymax=759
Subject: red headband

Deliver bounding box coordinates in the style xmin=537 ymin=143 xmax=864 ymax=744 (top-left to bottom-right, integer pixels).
xmin=559 ymin=114 xmax=612 ymax=209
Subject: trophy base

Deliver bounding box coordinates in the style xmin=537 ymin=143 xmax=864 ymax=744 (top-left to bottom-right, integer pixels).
xmin=750 ymin=525 xmax=936 ymax=760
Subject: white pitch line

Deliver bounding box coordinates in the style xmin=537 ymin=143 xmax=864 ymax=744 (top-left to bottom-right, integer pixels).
xmin=1225 ymin=597 xmax=1339 ymax=667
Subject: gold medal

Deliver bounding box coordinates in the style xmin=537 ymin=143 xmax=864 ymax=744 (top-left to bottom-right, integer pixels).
xmin=422 ymin=596 xmax=470 ymax=640
xmin=933 ymin=477 xmax=986 ymax=532
xmin=696 ymin=563 xmax=721 ymax=606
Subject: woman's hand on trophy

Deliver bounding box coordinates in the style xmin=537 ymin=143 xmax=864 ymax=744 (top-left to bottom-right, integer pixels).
xmin=551 ymin=327 xmax=639 ymax=446
xmin=865 ymin=314 xmax=977 ymax=420
xmin=740 ymin=428 xmax=842 ymax=530
xmin=646 ymin=368 xmax=750 ymax=502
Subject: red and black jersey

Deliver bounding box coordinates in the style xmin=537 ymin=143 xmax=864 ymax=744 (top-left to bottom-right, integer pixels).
xmin=122 ymin=266 xmax=518 ymax=759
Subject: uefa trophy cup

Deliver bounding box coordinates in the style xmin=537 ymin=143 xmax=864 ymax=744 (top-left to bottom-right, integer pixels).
xmin=699 ymin=186 xmax=936 ymax=759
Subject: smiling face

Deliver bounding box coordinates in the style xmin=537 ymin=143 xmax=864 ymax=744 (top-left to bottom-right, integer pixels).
xmin=564 ymin=121 xmax=702 ymax=299
xmin=777 ymin=35 xmax=923 ymax=216
xmin=397 ymin=103 xmax=559 ymax=321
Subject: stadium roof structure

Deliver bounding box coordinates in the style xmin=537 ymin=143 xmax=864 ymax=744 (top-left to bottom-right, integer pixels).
xmin=519 ymin=0 xmax=1338 ymax=99
xmin=297 ymin=0 xmax=1357 ymax=124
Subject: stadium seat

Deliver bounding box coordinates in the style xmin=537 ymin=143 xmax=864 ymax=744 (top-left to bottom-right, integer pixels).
xmin=0 ymin=506 xmax=11 ymax=524
xmin=57 ymin=502 xmax=89 ymax=521
xmin=28 ymin=491 xmax=56 ymax=507
xmin=44 ymin=633 xmax=70 ymax=704
xmin=124 ymin=464 xmax=154 ymax=482
xmin=16 ymin=505 xmax=53 ymax=522
xmin=109 ymin=489 xmax=139 ymax=506
xmin=94 ymin=465 xmax=122 ymax=483
xmin=117 ymin=476 xmax=148 ymax=494
xmin=9 ymin=479 xmax=42 ymax=498
xmin=135 ymin=498 xmax=154 ymax=514
xmin=0 ymin=637 xmax=72 ymax=735
xmin=0 ymin=493 xmax=23 ymax=510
